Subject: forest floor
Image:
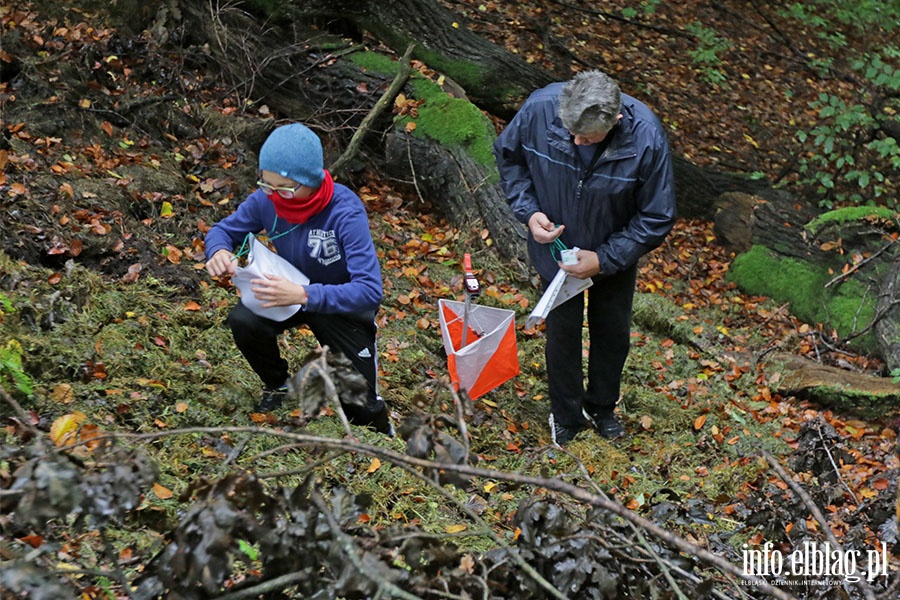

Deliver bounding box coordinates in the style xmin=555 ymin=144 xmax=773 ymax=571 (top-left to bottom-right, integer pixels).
xmin=1 ymin=0 xmax=900 ymax=598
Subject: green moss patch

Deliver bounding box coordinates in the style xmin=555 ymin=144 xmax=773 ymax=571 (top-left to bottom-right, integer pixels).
xmin=347 ymin=50 xmax=497 ymax=167
xmin=347 ymin=51 xmax=402 ymax=76
xmin=411 ymin=47 xmax=486 ymax=95
xmin=403 ymin=77 xmax=496 ymax=167
xmin=805 ymin=206 xmax=898 ymax=235
xmin=727 ymin=245 xmax=877 ymax=351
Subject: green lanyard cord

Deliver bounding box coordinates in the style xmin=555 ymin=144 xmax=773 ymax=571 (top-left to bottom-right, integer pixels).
xmin=550 ymin=232 xmax=569 ymax=263
xmin=231 ymin=215 xmax=300 ymax=261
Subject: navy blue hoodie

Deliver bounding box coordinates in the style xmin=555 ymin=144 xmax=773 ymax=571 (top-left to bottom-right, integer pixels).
xmin=204 ymin=183 xmax=382 ymax=315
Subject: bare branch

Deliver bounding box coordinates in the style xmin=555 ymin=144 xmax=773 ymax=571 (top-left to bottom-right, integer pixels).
xmin=330 ymin=43 xmax=417 ymax=177
xmin=101 ymin=425 xmax=800 ymax=600
xmin=763 ymin=450 xmax=876 ymax=600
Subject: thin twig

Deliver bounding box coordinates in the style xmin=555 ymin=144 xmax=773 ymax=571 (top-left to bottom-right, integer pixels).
xmin=405 ymin=133 xmax=427 ymax=203
xmin=445 ymin=381 xmax=471 ymax=460
xmin=98 ymin=528 xmax=135 ymax=600
xmin=313 ymin=352 xmax=355 ymax=438
xmin=0 ymin=384 xmax=42 ymax=439
xmin=815 ymin=424 xmax=859 ymax=504
xmin=214 ymin=572 xmax=311 ymax=600
xmin=571 ymin=456 xmax=705 ymax=599
xmin=258 ymin=450 xmax=344 ymax=479
xmin=841 ymin=295 xmax=900 ymax=343
xmin=308 ymin=487 xmax=425 ymax=600
xmin=223 ymin=434 xmax=250 ymax=466
xmin=824 ymin=238 xmax=897 ymax=288
xmin=386 ymin=447 xmax=569 ymax=600
xmin=763 ymin=450 xmax=876 ymax=600
xmin=289 ymin=346 xmax=354 ymax=438
xmin=633 ymin=527 xmax=691 ymax=600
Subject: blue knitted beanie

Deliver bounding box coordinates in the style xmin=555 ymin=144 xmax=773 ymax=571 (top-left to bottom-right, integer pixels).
xmin=258 ymin=123 xmax=325 ymax=188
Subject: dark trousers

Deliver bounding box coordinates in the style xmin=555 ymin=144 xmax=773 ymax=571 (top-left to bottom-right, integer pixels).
xmin=228 ymin=302 xmax=384 ymax=417
xmin=544 ymin=265 xmax=637 ymax=429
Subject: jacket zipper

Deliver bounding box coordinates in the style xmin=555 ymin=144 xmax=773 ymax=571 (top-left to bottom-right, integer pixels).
xmin=572 ymin=166 xmax=586 ymax=242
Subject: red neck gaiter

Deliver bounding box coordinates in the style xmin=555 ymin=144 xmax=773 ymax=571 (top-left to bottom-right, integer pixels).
xmin=269 ymin=169 xmax=334 ymax=224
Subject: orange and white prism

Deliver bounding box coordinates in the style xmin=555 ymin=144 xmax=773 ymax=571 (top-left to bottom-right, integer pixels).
xmin=438 ymin=299 xmax=520 ymax=400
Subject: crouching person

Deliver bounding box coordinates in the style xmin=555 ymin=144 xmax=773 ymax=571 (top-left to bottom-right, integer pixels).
xmin=204 ymin=122 xmax=392 ymax=435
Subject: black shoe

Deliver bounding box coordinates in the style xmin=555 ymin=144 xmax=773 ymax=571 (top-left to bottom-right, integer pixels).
xmin=256 ymin=387 xmax=288 ymax=412
xmin=367 ymin=406 xmax=395 ymax=437
xmin=346 ymin=401 xmax=395 ymax=437
xmin=549 ymin=413 xmax=583 ymax=447
xmin=582 ymin=407 xmax=624 ymax=438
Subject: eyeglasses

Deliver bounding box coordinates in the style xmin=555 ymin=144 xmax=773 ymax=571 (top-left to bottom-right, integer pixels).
xmin=257 ymin=180 xmax=302 ymax=199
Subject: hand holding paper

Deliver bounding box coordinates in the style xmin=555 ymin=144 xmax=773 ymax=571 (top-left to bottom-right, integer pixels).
xmin=250 ymin=274 xmax=308 ymax=308
xmin=232 ymin=236 xmax=310 ymax=322
xmin=560 ymin=248 xmax=602 ymax=278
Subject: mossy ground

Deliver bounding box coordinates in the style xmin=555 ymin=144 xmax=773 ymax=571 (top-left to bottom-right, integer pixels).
xmin=2 ymin=6 xmax=896 ymax=588
xmin=349 ymin=50 xmax=498 ymax=167
xmin=1 ymin=197 xmax=798 ymax=567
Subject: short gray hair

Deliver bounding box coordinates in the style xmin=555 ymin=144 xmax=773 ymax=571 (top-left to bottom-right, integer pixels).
xmin=558 ymin=70 xmax=622 ymax=135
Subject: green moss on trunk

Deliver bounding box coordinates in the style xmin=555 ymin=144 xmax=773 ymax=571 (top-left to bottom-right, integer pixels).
xmin=805 ymin=206 xmax=898 ymax=235
xmin=728 ymin=245 xmax=877 ymax=352
xmin=349 ymin=51 xmax=497 ymax=168
xmin=348 ymin=51 xmax=402 ymax=76
xmin=797 ymin=386 xmax=899 ymax=418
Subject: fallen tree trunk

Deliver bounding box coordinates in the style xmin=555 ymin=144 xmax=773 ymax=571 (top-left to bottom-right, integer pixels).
xmin=765 ymin=352 xmax=900 ymax=418
xmin=166 ymin=0 xmax=777 ymax=265
xmin=714 ymin=189 xmax=900 ymax=368
xmin=875 ymin=259 xmax=900 ymax=371
xmin=283 ymin=0 xmax=559 ymax=119
xmin=674 ymin=158 xmax=774 ymax=220
xmin=382 ymin=131 xmax=532 ymax=277
xmin=713 ymin=190 xmax=825 ymax=258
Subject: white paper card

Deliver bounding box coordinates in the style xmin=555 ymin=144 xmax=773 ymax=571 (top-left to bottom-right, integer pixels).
xmin=525 ymin=269 xmax=593 ymax=329
xmin=232 ymin=236 xmax=309 ymax=322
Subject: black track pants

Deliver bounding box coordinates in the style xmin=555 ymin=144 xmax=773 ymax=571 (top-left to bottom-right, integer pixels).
xmin=227 ymin=302 xmax=383 ymax=416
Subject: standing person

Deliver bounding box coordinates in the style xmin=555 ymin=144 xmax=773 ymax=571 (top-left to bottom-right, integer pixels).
xmin=493 ymin=70 xmax=676 ymax=446
xmin=204 ymin=123 xmax=392 ymax=435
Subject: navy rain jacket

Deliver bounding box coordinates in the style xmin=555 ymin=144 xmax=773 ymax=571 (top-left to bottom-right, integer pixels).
xmin=493 ymin=83 xmax=677 ymax=282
